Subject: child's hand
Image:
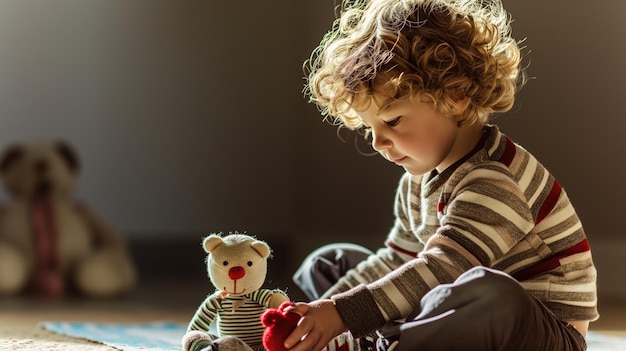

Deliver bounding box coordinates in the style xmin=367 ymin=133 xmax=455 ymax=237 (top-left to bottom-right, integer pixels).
xmin=283 ymin=299 xmax=346 ymax=351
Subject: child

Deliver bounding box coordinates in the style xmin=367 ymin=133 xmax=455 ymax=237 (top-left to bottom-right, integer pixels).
xmin=284 ymin=0 xmax=598 ymax=350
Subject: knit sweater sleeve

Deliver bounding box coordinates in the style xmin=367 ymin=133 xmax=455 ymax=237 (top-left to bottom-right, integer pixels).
xmin=332 ymin=165 xmax=536 ymax=337
xmin=321 ymin=173 xmax=423 ymax=299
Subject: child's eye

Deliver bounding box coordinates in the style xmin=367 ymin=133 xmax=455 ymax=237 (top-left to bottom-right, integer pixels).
xmin=384 ymin=117 xmax=401 ymax=127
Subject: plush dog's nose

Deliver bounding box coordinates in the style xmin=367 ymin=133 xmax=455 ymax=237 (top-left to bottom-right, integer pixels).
xmin=228 ymin=266 xmax=245 ymax=280
xmin=34 ymin=160 xmax=49 ymax=175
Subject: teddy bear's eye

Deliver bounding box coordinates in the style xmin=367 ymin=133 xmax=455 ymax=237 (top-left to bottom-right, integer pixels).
xmin=222 ymin=261 xmax=228 ymax=266
xmin=247 ymin=261 xmax=253 ymax=267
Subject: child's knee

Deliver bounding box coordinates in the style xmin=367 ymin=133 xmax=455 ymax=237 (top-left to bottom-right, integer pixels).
xmin=458 ymin=267 xmax=531 ymax=317
xmin=300 ymin=243 xmax=372 ymax=267
xmin=293 ymin=243 xmax=372 ymax=300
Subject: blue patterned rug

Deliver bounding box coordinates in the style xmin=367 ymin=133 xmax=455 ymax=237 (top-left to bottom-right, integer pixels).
xmin=40 ymin=321 xmax=625 ymax=351
xmin=40 ymin=321 xmax=187 ymax=351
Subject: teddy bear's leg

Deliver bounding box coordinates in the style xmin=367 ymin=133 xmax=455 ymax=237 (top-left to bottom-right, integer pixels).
xmin=211 ymin=336 xmax=255 ymax=351
xmin=74 ymin=247 xmax=136 ymax=298
xmin=182 ymin=330 xmax=217 ymax=351
xmin=0 ymin=243 xmax=30 ymax=295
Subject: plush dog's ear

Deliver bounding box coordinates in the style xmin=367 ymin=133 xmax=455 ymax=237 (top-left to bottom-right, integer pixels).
xmin=0 ymin=144 xmax=24 ymax=175
xmin=55 ymin=141 xmax=80 ymax=173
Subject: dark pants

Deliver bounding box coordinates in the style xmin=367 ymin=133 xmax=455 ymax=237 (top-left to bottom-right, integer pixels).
xmin=293 ymin=243 xmax=587 ymax=351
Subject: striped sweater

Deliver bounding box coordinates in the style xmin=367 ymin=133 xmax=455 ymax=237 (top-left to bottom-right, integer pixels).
xmin=327 ymin=125 xmax=599 ymax=337
xmin=188 ymin=289 xmax=277 ymax=351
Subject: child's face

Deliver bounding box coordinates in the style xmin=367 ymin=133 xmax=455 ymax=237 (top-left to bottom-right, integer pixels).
xmin=357 ymin=96 xmax=462 ymax=176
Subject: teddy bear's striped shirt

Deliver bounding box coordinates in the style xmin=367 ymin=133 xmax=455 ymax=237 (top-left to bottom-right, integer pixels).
xmin=188 ymin=288 xmax=276 ymax=351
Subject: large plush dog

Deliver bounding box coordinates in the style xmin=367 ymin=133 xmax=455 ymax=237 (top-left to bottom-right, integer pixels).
xmin=0 ymin=140 xmax=136 ymax=298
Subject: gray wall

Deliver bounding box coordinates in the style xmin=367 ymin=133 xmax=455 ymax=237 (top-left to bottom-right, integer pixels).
xmin=0 ymin=1 xmax=623 ymax=299
xmin=0 ymin=1 xmax=303 ymax=235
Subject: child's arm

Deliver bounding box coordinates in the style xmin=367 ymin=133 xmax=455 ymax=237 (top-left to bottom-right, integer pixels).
xmin=282 ymin=300 xmax=346 ymax=351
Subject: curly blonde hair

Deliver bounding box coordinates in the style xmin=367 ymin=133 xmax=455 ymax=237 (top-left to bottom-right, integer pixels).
xmin=304 ymin=0 xmax=525 ymax=129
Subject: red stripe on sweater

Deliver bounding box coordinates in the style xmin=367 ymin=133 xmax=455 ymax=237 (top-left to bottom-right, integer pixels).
xmin=498 ymin=137 xmax=516 ymax=167
xmin=512 ymin=238 xmax=590 ymax=281
xmin=536 ymin=180 xmax=562 ymax=224
xmin=437 ymin=201 xmax=445 ymax=212
xmin=386 ymin=241 xmax=419 ymax=257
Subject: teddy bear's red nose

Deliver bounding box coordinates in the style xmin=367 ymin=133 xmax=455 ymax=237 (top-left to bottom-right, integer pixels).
xmin=228 ymin=266 xmax=245 ymax=280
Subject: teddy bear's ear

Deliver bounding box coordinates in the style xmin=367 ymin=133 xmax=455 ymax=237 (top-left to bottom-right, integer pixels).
xmin=0 ymin=144 xmax=24 ymax=175
xmin=55 ymin=141 xmax=80 ymax=173
xmin=251 ymin=240 xmax=271 ymax=259
xmin=202 ymin=234 xmax=224 ymax=253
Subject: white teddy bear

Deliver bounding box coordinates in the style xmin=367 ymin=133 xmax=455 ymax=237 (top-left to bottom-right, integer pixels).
xmin=0 ymin=140 xmax=136 ymax=298
xmin=182 ymin=233 xmax=289 ymax=351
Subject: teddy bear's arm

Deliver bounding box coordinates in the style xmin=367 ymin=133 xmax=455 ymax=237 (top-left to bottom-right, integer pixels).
xmin=249 ymin=289 xmax=289 ymax=309
xmin=188 ymin=296 xmax=221 ymax=332
xmin=268 ymin=290 xmax=289 ymax=309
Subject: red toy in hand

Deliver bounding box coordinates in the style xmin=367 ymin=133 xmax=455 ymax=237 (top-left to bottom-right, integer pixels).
xmin=262 ymin=301 xmax=301 ymax=351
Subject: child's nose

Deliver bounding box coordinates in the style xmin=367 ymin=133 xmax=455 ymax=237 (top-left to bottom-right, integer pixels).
xmin=371 ymin=130 xmax=391 ymax=151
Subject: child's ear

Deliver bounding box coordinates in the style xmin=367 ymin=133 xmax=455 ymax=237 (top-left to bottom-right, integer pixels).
xmin=451 ymin=95 xmax=471 ymax=115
